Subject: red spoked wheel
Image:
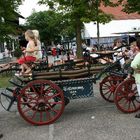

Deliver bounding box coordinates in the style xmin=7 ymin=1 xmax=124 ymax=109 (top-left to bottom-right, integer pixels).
xmin=114 ymin=78 xmax=140 ymax=113
xmin=100 ymin=75 xmax=124 ymax=102
xmin=17 ymin=80 xmax=65 ymax=125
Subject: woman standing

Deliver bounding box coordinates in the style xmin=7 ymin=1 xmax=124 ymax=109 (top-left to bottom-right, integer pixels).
xmin=130 ymin=39 xmax=140 ymax=118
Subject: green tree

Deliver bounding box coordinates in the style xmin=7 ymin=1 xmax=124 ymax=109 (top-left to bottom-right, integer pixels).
xmin=39 ymin=0 xmax=123 ymax=58
xmin=0 ymin=0 xmax=23 ymax=40
xmin=123 ymin=0 xmax=140 ymax=14
xmin=26 ymin=10 xmax=73 ymax=46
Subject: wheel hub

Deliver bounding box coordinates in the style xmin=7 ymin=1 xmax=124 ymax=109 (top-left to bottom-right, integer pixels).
xmin=127 ymin=92 xmax=136 ymax=101
xmin=110 ymin=85 xmax=116 ymax=92
xmin=38 ymin=98 xmax=45 ymax=104
xmin=37 ymin=101 xmax=46 ymax=111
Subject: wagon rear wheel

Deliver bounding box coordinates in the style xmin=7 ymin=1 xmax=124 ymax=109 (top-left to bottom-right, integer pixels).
xmin=17 ymin=80 xmax=65 ymax=125
xmin=114 ymin=78 xmax=140 ymax=113
xmin=100 ymin=75 xmax=124 ymax=102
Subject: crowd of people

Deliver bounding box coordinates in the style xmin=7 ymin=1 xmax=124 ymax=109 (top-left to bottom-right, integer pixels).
xmin=2 ymin=31 xmax=140 ymax=80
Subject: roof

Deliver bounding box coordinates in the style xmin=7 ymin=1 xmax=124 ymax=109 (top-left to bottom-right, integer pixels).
xmin=100 ymin=3 xmax=140 ymax=20
xmin=84 ymin=19 xmax=140 ymax=38
xmin=14 ymin=11 xmax=25 ymax=19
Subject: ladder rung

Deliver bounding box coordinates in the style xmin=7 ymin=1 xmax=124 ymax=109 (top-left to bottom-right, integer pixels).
xmin=9 ymin=80 xmax=23 ymax=88
xmin=6 ymin=87 xmax=14 ymax=93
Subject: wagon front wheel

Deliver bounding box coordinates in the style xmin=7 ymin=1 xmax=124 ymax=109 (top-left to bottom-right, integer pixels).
xmin=100 ymin=75 xmax=124 ymax=102
xmin=114 ymin=78 xmax=140 ymax=113
xmin=17 ymin=80 xmax=65 ymax=125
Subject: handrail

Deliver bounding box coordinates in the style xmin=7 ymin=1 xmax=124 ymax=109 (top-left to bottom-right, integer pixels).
xmin=94 ymin=57 xmax=123 ymax=80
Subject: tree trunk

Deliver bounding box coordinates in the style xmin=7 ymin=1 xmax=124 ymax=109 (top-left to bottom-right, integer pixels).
xmin=76 ymin=19 xmax=82 ymax=59
xmin=97 ymin=20 xmax=100 ymax=50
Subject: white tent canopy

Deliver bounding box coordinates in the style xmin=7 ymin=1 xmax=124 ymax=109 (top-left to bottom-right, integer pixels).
xmin=84 ymin=19 xmax=140 ymax=38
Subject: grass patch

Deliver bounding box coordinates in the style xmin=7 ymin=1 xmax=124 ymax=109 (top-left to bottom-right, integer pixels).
xmin=0 ymin=75 xmax=13 ymax=88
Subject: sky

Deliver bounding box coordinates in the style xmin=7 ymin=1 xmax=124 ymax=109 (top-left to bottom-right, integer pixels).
xmin=19 ymin=0 xmax=48 ymax=24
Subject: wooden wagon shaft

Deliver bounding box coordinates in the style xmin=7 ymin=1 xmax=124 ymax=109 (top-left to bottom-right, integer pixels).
xmin=33 ymin=71 xmax=93 ymax=80
xmin=33 ymin=65 xmax=106 ymax=76
xmin=32 ymin=65 xmax=106 ymax=80
xmin=0 ymin=61 xmax=19 ymax=72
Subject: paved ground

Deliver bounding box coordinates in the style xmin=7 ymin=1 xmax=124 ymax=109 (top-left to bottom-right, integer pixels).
xmin=0 ymin=80 xmax=140 ymax=140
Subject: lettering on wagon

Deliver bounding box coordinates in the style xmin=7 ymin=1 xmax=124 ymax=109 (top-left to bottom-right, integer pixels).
xmin=63 ymin=86 xmax=84 ymax=92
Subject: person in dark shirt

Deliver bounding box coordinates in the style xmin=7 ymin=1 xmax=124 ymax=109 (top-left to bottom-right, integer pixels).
xmin=19 ymin=34 xmax=28 ymax=51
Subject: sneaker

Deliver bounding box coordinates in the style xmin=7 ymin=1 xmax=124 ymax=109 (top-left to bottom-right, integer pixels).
xmin=15 ymin=72 xmax=23 ymax=77
xmin=15 ymin=73 xmax=20 ymax=76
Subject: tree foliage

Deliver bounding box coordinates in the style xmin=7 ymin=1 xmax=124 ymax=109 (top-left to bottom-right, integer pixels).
xmin=0 ymin=0 xmax=23 ymax=39
xmin=26 ymin=10 xmax=75 ymax=45
xmin=39 ymin=0 xmax=123 ymax=24
xmin=123 ymin=0 xmax=140 ymax=14
xmin=38 ymin=0 xmax=124 ymax=57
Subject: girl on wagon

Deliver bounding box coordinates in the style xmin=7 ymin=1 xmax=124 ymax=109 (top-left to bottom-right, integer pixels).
xmin=32 ymin=30 xmax=42 ymax=60
xmin=16 ymin=30 xmax=37 ymax=75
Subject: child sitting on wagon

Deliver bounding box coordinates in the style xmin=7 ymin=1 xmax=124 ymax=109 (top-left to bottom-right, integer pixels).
xmin=15 ymin=30 xmax=37 ymax=76
xmin=32 ymin=30 xmax=42 ymax=61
